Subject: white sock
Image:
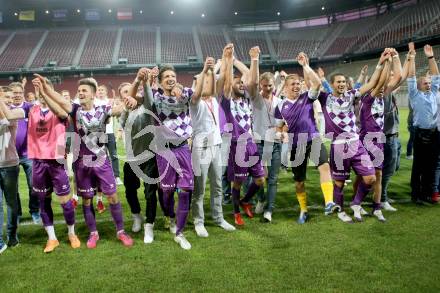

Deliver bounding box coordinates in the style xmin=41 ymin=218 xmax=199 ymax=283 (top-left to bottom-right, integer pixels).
xmin=67 ymin=225 xmax=75 ymax=235
xmin=97 ymin=195 xmax=103 ymax=202
xmin=72 ymin=194 xmax=79 ymax=201
xmin=45 ymin=226 xmax=57 ymax=240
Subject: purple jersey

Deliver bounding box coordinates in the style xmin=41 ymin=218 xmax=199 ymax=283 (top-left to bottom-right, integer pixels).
xmin=316 ymin=89 xmax=361 ymax=139
xmin=70 ymin=103 xmax=112 ymax=157
xmin=152 ymin=88 xmax=193 ymax=141
xmin=12 ymin=102 xmax=33 ymax=158
xmin=359 ymin=93 xmax=384 ymax=138
xmin=274 ymin=92 xmax=319 ymax=146
xmin=220 ymin=93 xmax=253 ymax=141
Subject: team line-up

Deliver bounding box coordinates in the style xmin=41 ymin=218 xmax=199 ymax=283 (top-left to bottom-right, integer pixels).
xmin=0 ymin=41 xmax=436 ymax=252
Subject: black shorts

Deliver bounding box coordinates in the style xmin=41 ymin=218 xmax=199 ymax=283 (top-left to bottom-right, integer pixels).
xmin=290 ymin=139 xmax=329 ymax=182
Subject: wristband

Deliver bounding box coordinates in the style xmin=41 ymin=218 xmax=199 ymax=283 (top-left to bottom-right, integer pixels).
xmin=392 ymin=55 xmax=399 ymax=58
xmin=376 ymin=65 xmax=383 ymax=70
xmin=428 ymin=56 xmax=435 ymax=59
xmin=251 ymin=58 xmax=259 ymax=61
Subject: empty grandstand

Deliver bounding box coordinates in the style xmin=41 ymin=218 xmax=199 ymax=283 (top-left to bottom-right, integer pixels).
xmin=0 ymin=0 xmax=438 ymax=76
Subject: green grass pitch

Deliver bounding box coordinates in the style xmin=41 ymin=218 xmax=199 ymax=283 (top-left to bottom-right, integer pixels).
xmin=1 ymin=108 xmax=440 ymax=292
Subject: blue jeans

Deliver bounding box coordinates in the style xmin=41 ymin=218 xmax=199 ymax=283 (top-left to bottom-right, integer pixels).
xmin=106 ymin=133 xmax=120 ymax=177
xmin=0 ymin=188 xmax=4 ymax=247
xmin=257 ymin=142 xmax=282 ymax=212
xmin=222 ymin=168 xmax=231 ymax=199
xmin=17 ymin=157 xmax=39 ymax=216
xmin=407 ymin=125 xmax=415 ymax=157
xmin=381 ymin=135 xmax=401 ymax=202
xmin=0 ymin=166 xmax=20 ymax=240
xmin=433 ymin=133 xmax=440 ymax=193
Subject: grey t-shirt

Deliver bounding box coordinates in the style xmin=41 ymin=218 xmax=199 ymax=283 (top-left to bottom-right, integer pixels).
xmin=120 ymin=86 xmax=156 ymax=162
xmin=383 ymin=93 xmax=399 ymax=135
xmin=0 ymin=119 xmax=19 ymax=168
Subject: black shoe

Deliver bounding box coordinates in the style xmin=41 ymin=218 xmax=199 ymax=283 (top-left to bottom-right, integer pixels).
xmin=7 ymin=237 xmax=19 ymax=248
xmin=412 ymin=198 xmax=427 ymax=205
xmin=421 ymin=197 xmax=435 ymax=204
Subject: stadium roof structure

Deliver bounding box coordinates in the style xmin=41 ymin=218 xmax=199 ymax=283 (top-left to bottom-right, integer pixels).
xmin=0 ymin=0 xmax=407 ymax=27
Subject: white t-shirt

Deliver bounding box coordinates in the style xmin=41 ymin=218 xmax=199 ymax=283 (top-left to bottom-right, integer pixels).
xmin=251 ymin=93 xmax=281 ymax=142
xmin=189 ymin=97 xmax=222 ymax=147
xmin=94 ymin=97 xmax=114 ymax=134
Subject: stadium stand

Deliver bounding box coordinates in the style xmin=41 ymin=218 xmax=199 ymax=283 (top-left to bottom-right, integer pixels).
xmin=31 ymin=30 xmax=84 ymax=68
xmin=198 ymin=26 xmax=227 ymax=60
xmin=79 ymin=29 xmax=118 ymax=68
xmin=119 ymin=26 xmax=156 ymax=65
xmin=0 ymin=31 xmax=44 ymax=71
xmin=161 ymin=26 xmax=197 ymax=64
xmin=230 ymin=30 xmax=270 ymax=61
xmin=362 ymin=0 xmax=440 ymax=51
xmin=0 ymin=0 xmax=439 ymax=72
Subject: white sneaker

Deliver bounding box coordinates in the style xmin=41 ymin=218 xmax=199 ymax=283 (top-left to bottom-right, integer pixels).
xmin=359 ymin=206 xmax=369 ymax=216
xmin=382 ymin=201 xmax=397 ymax=212
xmin=0 ymin=244 xmax=7 ymax=254
xmin=373 ymin=210 xmax=386 ymax=222
xmin=263 ymin=211 xmax=272 ymax=222
xmin=143 ymin=223 xmax=154 ymax=244
xmin=255 ymin=201 xmax=265 ymax=214
xmin=174 ymin=233 xmax=191 ymax=250
xmin=115 ymin=177 xmax=123 ymax=185
xmin=132 ymin=214 xmax=143 ymax=233
xmin=338 ymin=211 xmax=354 ymax=223
xmin=169 ymin=218 xmax=177 ymax=234
xmin=218 ymin=220 xmax=236 ymax=231
xmin=351 ymin=205 xmax=363 ymax=222
xmin=194 ymin=224 xmax=209 ymax=238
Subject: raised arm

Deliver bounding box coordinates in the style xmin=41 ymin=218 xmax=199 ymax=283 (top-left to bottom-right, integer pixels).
xmin=371 ymin=59 xmax=391 ymax=97
xmin=317 ymin=67 xmax=332 ymax=93
xmin=130 ymin=67 xmax=148 ymax=105
xmin=214 ymin=59 xmax=222 ymax=75
xmin=217 ymin=44 xmax=234 ymax=98
xmin=424 ymin=44 xmax=439 ymax=76
xmin=356 ymin=65 xmax=368 ymax=86
xmin=233 ymin=58 xmax=250 ymax=83
xmin=408 ymin=42 xmax=416 ymax=78
xmin=33 ymin=74 xmax=72 ymax=113
xmin=384 ymin=48 xmax=403 ymax=96
xmin=298 ymin=52 xmax=321 ymax=93
xmin=247 ymin=46 xmax=260 ymax=98
xmin=192 ymin=57 xmax=215 ymax=104
xmin=407 ymin=43 xmax=418 ymax=98
xmin=359 ymin=48 xmax=390 ymax=95
xmin=32 ymin=78 xmax=68 ymax=119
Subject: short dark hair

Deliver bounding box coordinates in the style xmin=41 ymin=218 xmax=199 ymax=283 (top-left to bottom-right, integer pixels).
xmin=78 ymin=78 xmax=98 ymax=93
xmin=330 ymin=73 xmax=346 ymax=84
xmin=158 ymin=65 xmax=176 ymax=83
